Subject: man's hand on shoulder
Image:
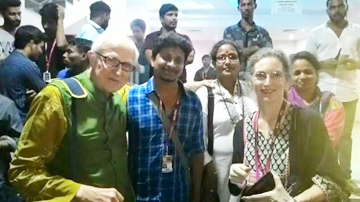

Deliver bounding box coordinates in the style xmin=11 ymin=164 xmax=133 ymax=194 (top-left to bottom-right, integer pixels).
xmin=74 ymin=185 xmax=124 ymax=202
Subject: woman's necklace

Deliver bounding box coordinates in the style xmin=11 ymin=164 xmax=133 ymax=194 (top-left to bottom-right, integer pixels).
xmin=217 ymin=80 xmax=244 ymax=125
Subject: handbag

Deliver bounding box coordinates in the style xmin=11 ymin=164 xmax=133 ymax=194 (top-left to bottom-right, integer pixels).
xmin=241 ymin=172 xmax=276 ymax=198
xmin=200 ymin=87 xmax=220 ymax=202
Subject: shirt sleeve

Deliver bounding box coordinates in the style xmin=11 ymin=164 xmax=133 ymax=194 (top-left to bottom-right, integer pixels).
xmin=223 ymin=27 xmax=232 ymax=40
xmin=8 ymin=85 xmax=81 ymax=202
xmin=191 ymin=96 xmax=205 ymax=155
xmin=24 ymin=62 xmax=46 ymax=93
xmin=302 ymin=109 xmax=348 ymax=201
xmin=143 ymin=33 xmax=155 ymax=53
xmin=5 ymin=98 xmax=23 ymax=138
xmin=305 ymin=31 xmax=318 ymax=55
xmin=323 ymin=97 xmax=345 ymax=149
xmin=262 ymin=30 xmax=273 ymax=48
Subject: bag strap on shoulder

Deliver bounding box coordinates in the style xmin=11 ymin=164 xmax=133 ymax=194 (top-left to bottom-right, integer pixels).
xmin=58 ymin=78 xmax=87 ymax=181
xmin=59 ymin=78 xmax=88 ymax=98
xmin=148 ymin=92 xmax=191 ymax=183
xmin=206 ymin=87 xmax=215 ymax=156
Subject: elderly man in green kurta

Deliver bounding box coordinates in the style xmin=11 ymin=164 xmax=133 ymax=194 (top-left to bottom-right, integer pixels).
xmin=8 ymin=31 xmax=138 ymax=202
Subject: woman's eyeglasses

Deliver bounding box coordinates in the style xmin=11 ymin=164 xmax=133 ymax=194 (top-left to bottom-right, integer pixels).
xmin=254 ymin=70 xmax=285 ymax=81
xmin=216 ymin=53 xmax=239 ymax=63
xmin=96 ymin=52 xmax=135 ymax=72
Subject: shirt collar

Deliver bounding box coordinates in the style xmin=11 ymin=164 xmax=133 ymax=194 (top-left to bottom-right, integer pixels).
xmin=89 ymin=20 xmax=104 ymax=31
xmin=158 ymin=27 xmax=177 ymax=35
xmin=144 ymin=77 xmax=189 ymax=98
xmin=238 ymin=20 xmax=257 ymax=32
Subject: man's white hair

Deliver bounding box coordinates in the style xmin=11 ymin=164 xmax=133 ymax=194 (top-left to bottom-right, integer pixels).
xmin=91 ymin=31 xmax=139 ymax=66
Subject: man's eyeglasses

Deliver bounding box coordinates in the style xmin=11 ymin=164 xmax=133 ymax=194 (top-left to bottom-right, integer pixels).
xmin=216 ymin=53 xmax=239 ymax=63
xmin=96 ymin=52 xmax=135 ymax=72
xmin=254 ymin=70 xmax=285 ymax=81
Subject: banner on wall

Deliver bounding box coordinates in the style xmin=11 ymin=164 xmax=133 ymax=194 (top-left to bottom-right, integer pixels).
xmin=272 ymin=0 xmax=302 ymax=15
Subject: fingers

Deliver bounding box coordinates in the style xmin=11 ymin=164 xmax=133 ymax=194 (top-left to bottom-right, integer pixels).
xmin=112 ymin=189 xmax=124 ymax=202
xmin=202 ymin=80 xmax=215 ymax=88
xmin=229 ymin=164 xmax=250 ymax=186
xmin=242 ymin=192 xmax=270 ymax=202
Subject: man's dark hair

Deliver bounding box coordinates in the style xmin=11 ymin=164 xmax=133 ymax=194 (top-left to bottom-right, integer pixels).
xmin=290 ymin=51 xmax=321 ymax=72
xmin=202 ymin=54 xmax=211 ymax=60
xmin=152 ymin=32 xmax=192 ymax=62
xmin=326 ymin=0 xmax=348 ymax=7
xmin=90 ymin=1 xmax=111 ymax=18
xmin=14 ymin=25 xmax=44 ymax=49
xmin=238 ymin=0 xmax=256 ymax=6
xmin=131 ymin=19 xmax=146 ymax=33
xmin=69 ymin=38 xmax=93 ymax=54
xmin=0 ymin=0 xmax=21 ymax=12
xmin=39 ymin=3 xmax=58 ymax=21
xmin=159 ymin=4 xmax=178 ymax=18
xmin=210 ymin=39 xmax=243 ymax=67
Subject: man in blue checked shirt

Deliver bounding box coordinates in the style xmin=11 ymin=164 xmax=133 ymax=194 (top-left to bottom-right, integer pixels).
xmin=127 ymin=32 xmax=204 ymax=202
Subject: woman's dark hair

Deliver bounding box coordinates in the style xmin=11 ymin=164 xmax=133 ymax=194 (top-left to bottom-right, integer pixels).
xmin=290 ymin=51 xmax=321 ymax=72
xmin=131 ymin=19 xmax=146 ymax=33
xmin=159 ymin=4 xmax=178 ymax=18
xmin=90 ymin=1 xmax=111 ymax=18
xmin=248 ymin=48 xmax=290 ymax=78
xmin=210 ymin=39 xmax=243 ymax=67
xmin=152 ymin=32 xmax=192 ymax=62
xmin=39 ymin=3 xmax=58 ymax=22
xmin=14 ymin=25 xmax=44 ymax=49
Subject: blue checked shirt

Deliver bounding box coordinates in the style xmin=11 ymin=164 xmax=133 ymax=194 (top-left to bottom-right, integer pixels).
xmin=127 ymin=77 xmax=205 ymax=202
xmin=0 ymin=50 xmax=46 ymax=123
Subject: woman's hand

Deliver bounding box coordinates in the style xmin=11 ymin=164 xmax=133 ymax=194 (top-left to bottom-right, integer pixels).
xmin=242 ymin=172 xmax=294 ymax=202
xmin=229 ymin=163 xmax=251 ymax=188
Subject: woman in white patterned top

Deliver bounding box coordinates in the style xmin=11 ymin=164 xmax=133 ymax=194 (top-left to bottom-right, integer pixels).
xmin=228 ymin=48 xmax=349 ymax=202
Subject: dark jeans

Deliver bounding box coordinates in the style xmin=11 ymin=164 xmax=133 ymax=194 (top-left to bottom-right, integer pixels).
xmin=338 ymin=99 xmax=358 ymax=180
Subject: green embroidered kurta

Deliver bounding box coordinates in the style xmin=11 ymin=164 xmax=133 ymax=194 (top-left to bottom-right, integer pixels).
xmin=9 ymin=71 xmax=134 ymax=202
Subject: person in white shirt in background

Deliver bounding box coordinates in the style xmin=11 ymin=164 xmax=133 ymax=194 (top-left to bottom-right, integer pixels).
xmin=76 ymin=1 xmax=111 ymax=42
xmin=0 ymin=0 xmax=21 ymax=62
xmin=306 ymin=0 xmax=360 ymax=194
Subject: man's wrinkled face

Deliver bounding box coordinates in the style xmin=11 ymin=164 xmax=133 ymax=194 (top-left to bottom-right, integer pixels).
xmin=2 ymin=7 xmax=21 ymax=28
xmin=238 ymin=0 xmax=256 ymax=20
xmin=161 ymin=11 xmax=178 ymax=30
xmin=327 ymin=0 xmax=348 ymax=24
xmin=89 ymin=45 xmax=136 ymax=94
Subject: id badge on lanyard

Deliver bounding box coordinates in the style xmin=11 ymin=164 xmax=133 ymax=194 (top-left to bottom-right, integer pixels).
xmin=160 ymin=98 xmax=180 ymax=173
xmin=44 ymin=40 xmax=56 ymax=83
